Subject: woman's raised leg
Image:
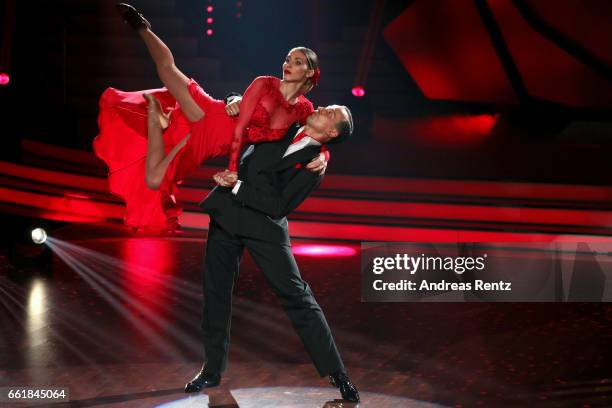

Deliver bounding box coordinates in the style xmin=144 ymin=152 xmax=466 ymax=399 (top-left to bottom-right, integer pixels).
xmin=138 ymin=28 xmax=204 ymax=122
xmin=116 ymin=4 xmax=201 ymax=190
xmin=117 ymin=4 xmax=204 ymax=122
xmin=144 ymin=94 xmax=191 ymax=190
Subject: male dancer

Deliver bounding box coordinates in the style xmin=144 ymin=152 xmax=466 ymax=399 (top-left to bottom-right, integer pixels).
xmin=186 ymin=105 xmax=359 ymax=402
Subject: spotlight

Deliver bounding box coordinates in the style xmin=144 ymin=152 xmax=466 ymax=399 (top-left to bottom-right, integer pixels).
xmin=351 ymin=86 xmax=365 ymax=97
xmin=3 ymin=215 xmax=59 ymax=277
xmin=31 ymin=228 xmax=47 ymax=245
xmin=0 ymin=72 xmax=9 ymax=85
xmin=206 ymin=28 xmax=214 ymax=36
xmin=206 ymin=17 xmax=213 ymax=24
xmin=207 ymin=6 xmax=213 ymax=13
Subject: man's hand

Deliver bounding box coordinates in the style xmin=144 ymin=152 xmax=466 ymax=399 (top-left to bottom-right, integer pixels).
xmin=225 ymin=96 xmax=242 ymax=117
xmin=213 ymin=170 xmax=238 ymax=187
xmin=305 ymin=152 xmax=328 ymax=175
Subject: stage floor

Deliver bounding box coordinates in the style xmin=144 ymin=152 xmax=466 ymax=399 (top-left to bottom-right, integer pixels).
xmin=1 ymin=223 xmax=612 ymax=407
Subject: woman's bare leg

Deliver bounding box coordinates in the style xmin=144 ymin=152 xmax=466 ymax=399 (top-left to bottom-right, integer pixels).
xmin=117 ymin=4 xmax=203 ymax=121
xmin=144 ymin=94 xmax=191 ymax=190
xmin=137 ymin=28 xmax=199 ymax=189
xmin=116 ymin=5 xmax=200 ymax=190
xmin=138 ymin=28 xmax=204 ymax=122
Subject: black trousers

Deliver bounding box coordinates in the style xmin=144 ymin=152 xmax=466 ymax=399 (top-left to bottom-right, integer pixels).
xmin=201 ymin=220 xmax=345 ymax=377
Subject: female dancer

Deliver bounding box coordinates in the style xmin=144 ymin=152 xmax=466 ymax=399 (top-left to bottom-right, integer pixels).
xmin=94 ymin=3 xmax=325 ymax=230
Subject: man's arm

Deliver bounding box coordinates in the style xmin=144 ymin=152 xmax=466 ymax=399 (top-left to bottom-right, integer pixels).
xmin=232 ymin=170 xmax=322 ymax=219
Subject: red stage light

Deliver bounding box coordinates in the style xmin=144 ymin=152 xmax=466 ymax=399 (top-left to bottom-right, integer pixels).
xmin=207 ymin=17 xmax=213 ymax=24
xmin=351 ymin=86 xmax=365 ymax=97
xmin=207 ymin=6 xmax=213 ymax=13
xmin=0 ymin=73 xmax=10 ymax=85
xmin=292 ymin=245 xmax=357 ymax=258
xmin=206 ymin=29 xmax=214 ymax=36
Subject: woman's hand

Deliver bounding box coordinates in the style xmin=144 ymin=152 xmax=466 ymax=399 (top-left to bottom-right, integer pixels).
xmin=225 ymin=96 xmax=242 ymax=117
xmin=305 ymin=152 xmax=328 ymax=175
xmin=213 ymin=170 xmax=238 ymax=187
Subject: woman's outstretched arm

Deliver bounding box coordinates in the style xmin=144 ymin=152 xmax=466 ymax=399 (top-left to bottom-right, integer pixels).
xmin=227 ymin=76 xmax=267 ymax=171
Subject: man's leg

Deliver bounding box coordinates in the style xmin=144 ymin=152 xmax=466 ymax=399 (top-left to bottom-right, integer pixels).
xmin=201 ymin=220 xmax=243 ymax=373
xmin=243 ymin=238 xmax=345 ymax=377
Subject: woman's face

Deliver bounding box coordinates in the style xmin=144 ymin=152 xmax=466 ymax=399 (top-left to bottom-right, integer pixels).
xmin=282 ymin=49 xmax=312 ymax=83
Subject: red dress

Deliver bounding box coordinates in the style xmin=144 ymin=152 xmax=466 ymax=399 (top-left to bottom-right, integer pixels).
xmin=94 ymin=76 xmax=314 ymax=230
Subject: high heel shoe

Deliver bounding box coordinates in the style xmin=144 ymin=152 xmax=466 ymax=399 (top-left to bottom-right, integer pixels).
xmin=144 ymin=93 xmax=169 ymax=129
xmin=116 ymin=3 xmax=151 ymax=31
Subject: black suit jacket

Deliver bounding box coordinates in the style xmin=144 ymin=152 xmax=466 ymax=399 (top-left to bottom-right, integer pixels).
xmin=199 ymin=126 xmax=322 ymax=244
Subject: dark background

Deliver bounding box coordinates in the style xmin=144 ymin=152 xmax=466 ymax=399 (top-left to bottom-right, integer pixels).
xmin=1 ymin=0 xmax=610 ymax=183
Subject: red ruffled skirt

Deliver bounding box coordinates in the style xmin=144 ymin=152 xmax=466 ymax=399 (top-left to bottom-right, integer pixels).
xmin=93 ymin=79 xmax=235 ymax=230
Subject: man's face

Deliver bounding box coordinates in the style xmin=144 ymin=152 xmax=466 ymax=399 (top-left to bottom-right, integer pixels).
xmin=306 ymin=105 xmax=347 ymax=141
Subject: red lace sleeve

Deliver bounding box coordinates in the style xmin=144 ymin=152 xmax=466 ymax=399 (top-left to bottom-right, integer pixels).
xmin=228 ymin=76 xmax=268 ymax=172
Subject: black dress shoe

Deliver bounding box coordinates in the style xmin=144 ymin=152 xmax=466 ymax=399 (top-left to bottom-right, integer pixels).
xmin=116 ymin=3 xmax=151 ymax=30
xmin=329 ymin=372 xmax=360 ymax=402
xmin=184 ymin=368 xmax=221 ymax=393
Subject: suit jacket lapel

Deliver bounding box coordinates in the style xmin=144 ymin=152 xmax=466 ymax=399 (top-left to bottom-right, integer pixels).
xmin=279 ymin=126 xmax=300 ymax=151
xmin=240 ymin=145 xmax=255 ymax=162
xmin=241 ymin=126 xmax=322 ymax=174
xmin=245 ymin=126 xmax=296 ymax=170
xmin=263 ymin=145 xmax=321 ymax=172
